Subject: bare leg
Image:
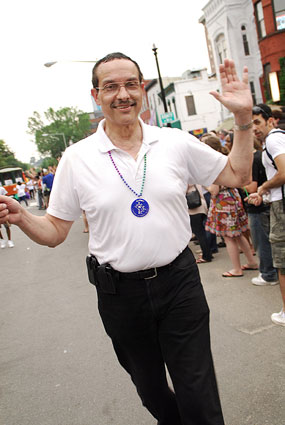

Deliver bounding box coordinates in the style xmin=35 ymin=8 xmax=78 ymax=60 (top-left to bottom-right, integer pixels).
xmin=238 ymin=234 xmax=258 ymax=268
xmin=5 ymin=226 xmax=11 ymax=241
xmin=224 ymin=236 xmax=243 ymax=275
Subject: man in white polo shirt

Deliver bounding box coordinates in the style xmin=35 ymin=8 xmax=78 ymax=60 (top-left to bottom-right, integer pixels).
xmin=0 ymin=52 xmax=254 ymax=425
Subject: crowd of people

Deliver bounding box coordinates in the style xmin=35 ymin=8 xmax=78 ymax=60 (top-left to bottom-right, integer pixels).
xmin=189 ymin=103 xmax=285 ymax=328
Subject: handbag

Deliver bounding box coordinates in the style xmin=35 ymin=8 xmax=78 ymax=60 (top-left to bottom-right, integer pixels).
xmin=186 ymin=185 xmax=201 ymax=209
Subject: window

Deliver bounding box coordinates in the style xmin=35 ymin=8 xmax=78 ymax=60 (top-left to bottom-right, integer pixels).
xmin=250 ymin=81 xmax=256 ymax=105
xmin=273 ymin=0 xmax=285 ymax=30
xmin=185 ymin=95 xmax=196 ymax=116
xmin=241 ymin=25 xmax=250 ymax=56
xmin=215 ymin=34 xmax=227 ymax=65
xmin=255 ymin=1 xmax=266 ymax=38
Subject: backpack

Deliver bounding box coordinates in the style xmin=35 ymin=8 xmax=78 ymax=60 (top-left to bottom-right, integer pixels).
xmin=264 ymin=130 xmax=285 ymax=212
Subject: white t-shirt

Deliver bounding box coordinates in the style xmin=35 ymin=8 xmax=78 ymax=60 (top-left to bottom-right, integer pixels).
xmin=48 ymin=119 xmax=228 ymax=272
xmin=262 ymin=129 xmax=285 ymax=202
xmin=26 ymin=180 xmax=34 ymax=190
xmin=17 ymin=183 xmax=26 ymax=197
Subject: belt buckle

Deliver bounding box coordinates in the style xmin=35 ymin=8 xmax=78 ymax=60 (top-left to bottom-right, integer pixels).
xmin=144 ymin=268 xmax=158 ymax=280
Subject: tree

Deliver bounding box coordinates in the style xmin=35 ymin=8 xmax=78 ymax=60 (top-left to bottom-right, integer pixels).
xmin=0 ymin=140 xmax=28 ymax=170
xmin=279 ymin=57 xmax=285 ymax=106
xmin=27 ymin=107 xmax=91 ymax=158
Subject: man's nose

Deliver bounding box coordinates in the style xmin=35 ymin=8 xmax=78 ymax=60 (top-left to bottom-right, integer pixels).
xmin=117 ymin=84 xmax=130 ymax=98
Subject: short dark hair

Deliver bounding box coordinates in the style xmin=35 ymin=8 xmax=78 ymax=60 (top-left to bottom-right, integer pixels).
xmin=252 ymin=103 xmax=273 ymax=121
xmin=272 ymin=109 xmax=282 ymax=120
xmin=92 ymin=52 xmax=143 ymax=89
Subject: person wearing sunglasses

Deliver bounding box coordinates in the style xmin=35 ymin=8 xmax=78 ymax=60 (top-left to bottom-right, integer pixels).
xmin=247 ymin=103 xmax=285 ymax=327
xmin=0 ymin=52 xmax=254 ymax=425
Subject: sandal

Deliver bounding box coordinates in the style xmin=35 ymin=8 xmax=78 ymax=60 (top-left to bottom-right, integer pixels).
xmin=196 ymin=258 xmax=211 ymax=264
xmin=241 ymin=264 xmax=258 ymax=271
xmin=222 ymin=271 xmax=243 ymax=278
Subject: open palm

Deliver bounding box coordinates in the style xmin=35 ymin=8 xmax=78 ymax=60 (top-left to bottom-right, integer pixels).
xmin=210 ymin=59 xmax=253 ymax=114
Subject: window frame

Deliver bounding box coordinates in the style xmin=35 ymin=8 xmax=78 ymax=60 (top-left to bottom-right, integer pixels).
xmin=255 ymin=1 xmax=266 ymax=39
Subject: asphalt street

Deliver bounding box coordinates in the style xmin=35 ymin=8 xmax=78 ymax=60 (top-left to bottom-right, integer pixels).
xmin=0 ymin=201 xmax=284 ymax=425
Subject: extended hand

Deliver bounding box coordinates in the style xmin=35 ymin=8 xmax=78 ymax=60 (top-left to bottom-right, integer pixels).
xmin=245 ymin=192 xmax=262 ymax=206
xmin=0 ymin=195 xmax=23 ymax=225
xmin=210 ymin=59 xmax=253 ymax=117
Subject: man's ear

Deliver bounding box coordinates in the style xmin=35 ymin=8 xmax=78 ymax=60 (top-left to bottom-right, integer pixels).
xmin=91 ymin=88 xmax=100 ymax=105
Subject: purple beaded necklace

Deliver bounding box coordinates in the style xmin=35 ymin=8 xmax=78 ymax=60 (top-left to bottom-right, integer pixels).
xmin=108 ymin=150 xmax=149 ymax=217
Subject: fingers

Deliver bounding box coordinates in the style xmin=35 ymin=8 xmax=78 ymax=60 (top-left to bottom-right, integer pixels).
xmin=219 ymin=59 xmax=238 ymax=84
xmin=0 ymin=203 xmax=9 ymax=223
xmin=209 ymin=90 xmax=221 ymax=101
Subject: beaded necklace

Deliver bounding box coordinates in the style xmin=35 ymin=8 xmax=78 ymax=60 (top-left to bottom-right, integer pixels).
xmin=108 ymin=150 xmax=149 ymax=217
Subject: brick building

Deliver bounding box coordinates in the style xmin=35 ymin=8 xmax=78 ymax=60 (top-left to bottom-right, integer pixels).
xmin=252 ymin=0 xmax=285 ymax=102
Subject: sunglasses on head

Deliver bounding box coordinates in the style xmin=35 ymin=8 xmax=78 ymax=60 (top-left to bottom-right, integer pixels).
xmin=252 ymin=106 xmax=271 ymax=119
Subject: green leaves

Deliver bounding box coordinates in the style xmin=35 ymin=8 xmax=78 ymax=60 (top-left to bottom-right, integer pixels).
xmin=28 ymin=106 xmax=91 ymax=159
xmin=0 ymin=140 xmax=28 ymax=169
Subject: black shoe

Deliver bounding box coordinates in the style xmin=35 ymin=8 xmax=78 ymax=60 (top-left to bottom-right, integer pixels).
xmin=218 ymin=242 xmax=226 ymax=248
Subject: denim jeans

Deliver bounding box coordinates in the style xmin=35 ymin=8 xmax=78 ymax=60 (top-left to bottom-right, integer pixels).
xmin=95 ymin=248 xmax=224 ymax=425
xmin=248 ymin=212 xmax=278 ymax=282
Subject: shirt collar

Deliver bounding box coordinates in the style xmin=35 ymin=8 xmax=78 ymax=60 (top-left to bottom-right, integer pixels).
xmin=96 ymin=118 xmax=159 ymax=153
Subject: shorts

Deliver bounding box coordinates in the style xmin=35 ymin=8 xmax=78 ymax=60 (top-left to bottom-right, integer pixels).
xmin=269 ymin=200 xmax=285 ymax=269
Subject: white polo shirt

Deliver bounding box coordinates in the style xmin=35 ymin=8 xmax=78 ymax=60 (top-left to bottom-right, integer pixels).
xmin=48 ymin=119 xmax=227 ymax=272
xmin=263 ymin=129 xmax=285 ymax=202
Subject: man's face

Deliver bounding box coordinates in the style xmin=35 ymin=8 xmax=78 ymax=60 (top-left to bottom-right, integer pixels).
xmin=91 ymin=59 xmax=143 ymax=128
xmin=252 ymin=114 xmax=272 ymax=143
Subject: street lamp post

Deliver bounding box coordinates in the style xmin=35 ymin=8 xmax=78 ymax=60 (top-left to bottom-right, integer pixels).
xmin=152 ymin=44 xmax=168 ymax=113
xmin=44 ymin=60 xmax=96 ymax=68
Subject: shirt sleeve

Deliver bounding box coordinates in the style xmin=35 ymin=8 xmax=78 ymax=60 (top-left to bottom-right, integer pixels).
xmin=181 ymin=132 xmax=228 ymax=186
xmin=267 ymin=132 xmax=285 ymax=160
xmin=47 ymin=151 xmax=81 ymax=221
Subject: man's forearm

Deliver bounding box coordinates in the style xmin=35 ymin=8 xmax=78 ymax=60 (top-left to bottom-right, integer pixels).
xmin=229 ymin=118 xmax=253 ymax=185
xmin=17 ymin=209 xmax=72 ymax=247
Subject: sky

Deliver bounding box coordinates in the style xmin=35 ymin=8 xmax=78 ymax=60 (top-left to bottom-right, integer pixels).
xmin=0 ymin=0 xmax=210 ymax=163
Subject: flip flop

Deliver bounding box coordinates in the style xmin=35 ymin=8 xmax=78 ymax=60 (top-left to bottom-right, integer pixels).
xmin=241 ymin=265 xmax=258 ymax=271
xmin=196 ymin=258 xmax=210 ymax=264
xmin=222 ymin=271 xmax=243 ymax=278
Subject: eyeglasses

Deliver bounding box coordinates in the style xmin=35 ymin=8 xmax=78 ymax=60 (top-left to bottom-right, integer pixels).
xmin=252 ymin=106 xmax=271 ymax=119
xmin=96 ymin=80 xmax=141 ymax=94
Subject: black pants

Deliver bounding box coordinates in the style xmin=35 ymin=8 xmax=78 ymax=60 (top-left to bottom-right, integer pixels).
xmin=190 ymin=214 xmax=212 ymax=261
xmin=95 ymin=248 xmax=224 ymax=425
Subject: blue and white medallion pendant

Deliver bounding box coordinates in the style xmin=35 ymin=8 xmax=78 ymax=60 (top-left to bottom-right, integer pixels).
xmin=131 ymin=198 xmax=149 ymax=217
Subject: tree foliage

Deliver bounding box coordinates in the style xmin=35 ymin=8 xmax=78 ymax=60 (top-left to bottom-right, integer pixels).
xmin=27 ymin=107 xmax=91 ymax=158
xmin=279 ymin=57 xmax=285 ymax=106
xmin=0 ymin=140 xmax=29 ymax=170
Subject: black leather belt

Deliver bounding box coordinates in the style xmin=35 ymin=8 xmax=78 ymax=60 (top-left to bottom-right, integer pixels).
xmin=95 ymin=246 xmax=188 ymax=281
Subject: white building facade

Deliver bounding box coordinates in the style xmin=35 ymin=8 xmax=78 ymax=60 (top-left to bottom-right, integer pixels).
xmin=146 ymin=70 xmax=223 ymax=135
xmin=201 ymin=0 xmax=263 ymax=121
